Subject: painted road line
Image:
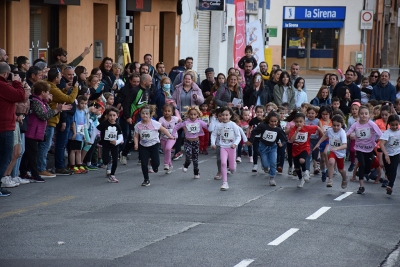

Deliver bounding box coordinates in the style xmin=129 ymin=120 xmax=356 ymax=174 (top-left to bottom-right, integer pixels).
xmin=334 ymin=192 xmax=353 ymax=201
xmin=233 ymin=259 xmax=255 ymax=267
xmin=268 ymin=228 xmax=299 ymax=246
xmin=306 ymin=207 xmax=331 ymax=220
xmin=0 ymin=196 xmax=75 ymax=219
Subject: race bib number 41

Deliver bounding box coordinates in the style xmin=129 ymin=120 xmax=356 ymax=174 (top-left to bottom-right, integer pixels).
xmin=221 ymin=128 xmax=234 ymax=141
xmin=294 ymin=132 xmax=308 ymax=143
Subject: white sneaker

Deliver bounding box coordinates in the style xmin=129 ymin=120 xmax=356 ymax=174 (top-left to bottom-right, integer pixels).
xmin=182 ymin=166 xmax=188 ymax=173
xmin=12 ymin=177 xmax=30 ymax=185
xmin=269 ymin=178 xmax=276 ymax=186
xmin=166 ymin=166 xmax=173 ymax=174
xmin=297 ymin=178 xmax=305 ymax=188
xmin=1 ymin=176 xmax=18 ymax=188
xmin=303 ymin=170 xmax=310 ymax=182
xmin=252 ymin=164 xmax=258 ymax=172
xmin=194 ymin=174 xmax=200 ymax=179
xmin=227 ymin=169 xmax=232 ymax=175
xmin=164 ymin=164 xmax=169 ymax=171
xmin=236 ymin=157 xmax=242 ymax=163
xmin=220 ymin=182 xmax=229 ymax=191
xmin=120 ymin=152 xmax=127 ymax=165
xmin=288 ymin=166 xmax=293 ymax=175
xmin=334 ymin=168 xmax=338 ymax=176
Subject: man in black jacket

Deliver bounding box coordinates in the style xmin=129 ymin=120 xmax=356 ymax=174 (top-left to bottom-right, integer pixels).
xmin=332 ymin=69 xmax=361 ymax=101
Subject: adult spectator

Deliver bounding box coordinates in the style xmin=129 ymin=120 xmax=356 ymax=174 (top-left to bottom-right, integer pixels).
xmin=57 ymin=66 xmax=75 ymax=91
xmin=173 ymin=57 xmax=200 ymax=87
xmin=355 ymin=63 xmax=364 ymax=75
xmin=153 ymin=62 xmax=168 ymax=91
xmin=74 ymin=65 xmax=89 ymax=95
xmin=214 ymin=73 xmax=242 ymax=110
xmin=123 ymin=63 xmax=131 ymax=82
xmin=265 ymin=69 xmax=282 ymax=102
xmin=169 ymin=59 xmax=186 ymax=83
xmin=259 ymin=61 xmax=270 ymax=82
xmin=129 ymin=61 xmax=140 ymax=74
xmin=395 ymin=76 xmax=400 ymax=99
xmin=243 ymin=72 xmax=271 ymax=108
xmin=26 ymin=66 xmax=43 ymax=87
xmin=210 ymin=73 xmax=226 ymax=96
xmin=144 ymin=54 xmax=155 ymax=77
xmin=228 ymin=68 xmax=237 ymax=76
xmin=139 ymin=63 xmax=149 ymax=75
xmin=91 ymin=67 xmax=103 ymax=81
xmin=328 ymin=74 xmax=339 ymax=97
xmin=0 ymin=48 xmax=8 ymax=62
xmin=337 ymin=86 xmax=351 ymax=115
xmin=171 ymin=73 xmax=204 ymax=161
xmin=0 ymin=62 xmax=25 ymax=196
xmin=273 ymin=71 xmax=295 ymax=110
xmin=272 ymin=64 xmax=280 ymax=71
xmin=39 ymin=68 xmax=77 ymax=177
xmin=52 ymin=46 xmax=91 ymax=67
xmin=332 ymin=69 xmax=361 ymax=101
xmin=310 ymin=85 xmax=331 ymax=107
xmin=240 ymin=59 xmax=254 ymax=87
xmin=200 ymin=67 xmax=215 ymax=98
xmin=16 ymin=56 xmax=30 ymax=73
xmin=369 ymin=70 xmax=380 ymax=87
xmin=322 ymin=73 xmax=331 ymax=86
xmin=153 ymin=76 xmax=174 ymax=120
xmin=289 ymin=63 xmax=306 ymax=92
xmin=99 ymin=57 xmax=116 ymax=93
xmin=112 ymin=63 xmax=125 ymax=90
xmin=371 ymin=71 xmax=396 ymax=103
xmin=34 ymin=60 xmax=48 ymax=79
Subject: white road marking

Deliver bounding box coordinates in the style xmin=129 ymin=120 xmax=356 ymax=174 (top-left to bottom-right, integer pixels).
xmin=268 ymin=228 xmax=299 ymax=246
xmin=382 ymin=245 xmax=400 ymax=267
xmin=306 ymin=207 xmax=331 ymax=220
xmin=334 ymin=192 xmax=353 ymax=201
xmin=233 ymin=259 xmax=255 ymax=267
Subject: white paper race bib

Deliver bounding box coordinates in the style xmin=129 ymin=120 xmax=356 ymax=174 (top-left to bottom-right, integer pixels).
xmin=201 ymin=117 xmax=209 ymax=124
xmin=104 ymin=128 xmax=117 ymax=141
xmin=322 ymin=125 xmax=330 ymax=132
xmin=356 ymin=128 xmax=371 ymax=139
xmin=388 ymin=137 xmax=400 ymax=147
xmin=186 ymin=123 xmax=200 ymax=134
xmin=294 ymin=132 xmax=308 ymax=143
xmin=221 ymin=128 xmax=234 ymax=141
xmin=140 ymin=130 xmax=153 ymax=141
xmin=77 ymin=125 xmax=84 ymax=135
xmin=262 ymin=131 xmax=277 ymax=142
xmin=329 ymin=139 xmax=341 ymax=147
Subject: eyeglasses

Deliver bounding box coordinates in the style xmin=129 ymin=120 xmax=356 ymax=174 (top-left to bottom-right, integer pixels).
xmin=370 ymin=75 xmax=378 ymax=78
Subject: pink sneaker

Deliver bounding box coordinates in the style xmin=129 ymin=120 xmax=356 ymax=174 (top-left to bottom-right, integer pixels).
xmin=249 ymin=156 xmax=253 ymax=163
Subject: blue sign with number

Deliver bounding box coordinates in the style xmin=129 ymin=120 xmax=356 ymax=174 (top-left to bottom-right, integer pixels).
xmin=283 ymin=6 xmax=346 ymax=20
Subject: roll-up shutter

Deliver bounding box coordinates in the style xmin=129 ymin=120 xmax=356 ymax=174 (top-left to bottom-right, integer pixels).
xmin=197 ymin=10 xmax=211 ymax=80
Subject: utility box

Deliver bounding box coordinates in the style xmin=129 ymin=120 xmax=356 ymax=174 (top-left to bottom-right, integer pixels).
xmin=350 ymin=51 xmax=363 ymax=65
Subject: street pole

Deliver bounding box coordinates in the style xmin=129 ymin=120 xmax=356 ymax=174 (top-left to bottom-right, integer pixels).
xmin=261 ymin=0 xmax=266 ymax=39
xmin=117 ymin=0 xmax=127 ymax=65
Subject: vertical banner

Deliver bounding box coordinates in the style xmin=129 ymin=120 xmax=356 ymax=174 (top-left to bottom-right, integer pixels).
xmin=234 ymin=0 xmax=246 ymax=68
xmin=246 ymin=20 xmax=264 ymax=71
xmin=122 ymin=43 xmax=132 ymax=67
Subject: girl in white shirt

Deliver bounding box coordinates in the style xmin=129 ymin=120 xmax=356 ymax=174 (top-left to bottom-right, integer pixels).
xmin=294 ymin=77 xmax=308 ymax=109
xmin=379 ymin=114 xmax=400 ymax=195
xmin=211 ymin=107 xmax=241 ymax=191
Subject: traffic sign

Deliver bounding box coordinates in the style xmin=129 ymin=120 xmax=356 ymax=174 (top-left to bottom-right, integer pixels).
xmin=360 ymin=10 xmax=373 ymax=30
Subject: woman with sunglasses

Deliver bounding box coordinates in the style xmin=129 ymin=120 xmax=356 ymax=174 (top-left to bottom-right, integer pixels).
xmin=369 ymin=71 xmax=380 ymax=87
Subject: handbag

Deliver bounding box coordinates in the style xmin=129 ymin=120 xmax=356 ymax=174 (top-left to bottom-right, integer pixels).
xmin=18 ymin=114 xmax=29 ymax=134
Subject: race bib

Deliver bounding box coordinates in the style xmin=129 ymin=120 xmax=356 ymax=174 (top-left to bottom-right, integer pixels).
xmin=388 ymin=137 xmax=400 ymax=147
xmin=294 ymin=132 xmax=308 ymax=143
xmin=140 ymin=130 xmax=153 ymax=141
xmin=221 ymin=128 xmax=234 ymax=141
xmin=329 ymin=139 xmax=341 ymax=147
xmin=77 ymin=125 xmax=84 ymax=135
xmin=322 ymin=125 xmax=330 ymax=132
xmin=162 ymin=128 xmax=173 ymax=139
xmin=186 ymin=123 xmax=200 ymax=134
xmin=355 ymin=128 xmax=371 ymax=139
xmin=201 ymin=117 xmax=209 ymax=124
xmin=104 ymin=126 xmax=117 ymax=141
xmin=262 ymin=131 xmax=277 ymax=142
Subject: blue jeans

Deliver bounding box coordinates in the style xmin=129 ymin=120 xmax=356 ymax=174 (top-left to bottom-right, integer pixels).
xmin=277 ymin=142 xmax=287 ymax=168
xmin=258 ymin=142 xmax=277 ymax=177
xmin=54 ymin=117 xmax=72 ymax=169
xmin=0 ymin=131 xmax=14 ymax=178
xmin=37 ymin=126 xmax=54 ymax=172
xmin=11 ymin=133 xmax=25 ymax=177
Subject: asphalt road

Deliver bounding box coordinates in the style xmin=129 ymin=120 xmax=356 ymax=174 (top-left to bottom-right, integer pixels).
xmin=1 ymin=148 xmax=399 ymax=267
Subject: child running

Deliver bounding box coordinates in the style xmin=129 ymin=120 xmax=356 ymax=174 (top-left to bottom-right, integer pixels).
xmin=90 ymin=107 xmax=124 ymax=183
xmin=247 ymin=111 xmax=287 ymax=186
xmin=305 ymin=106 xmax=320 ymax=175
xmin=346 ymin=105 xmax=382 ymax=194
xmin=314 ymin=115 xmax=348 ymax=188
xmin=347 ymin=102 xmax=360 ymax=172
xmin=288 ymin=110 xmax=323 ymax=188
xmin=248 ymin=105 xmax=265 ymax=172
xmin=159 ymin=104 xmax=179 ymax=174
xmin=211 ymin=107 xmax=241 ymax=190
xmin=276 ymin=106 xmax=287 ymax=173
xmin=134 ymin=105 xmax=175 ymax=186
xmin=318 ymin=105 xmax=333 ymax=182
xmin=209 ymin=108 xmax=223 ymax=179
xmin=172 ymin=106 xmax=208 ymax=179
xmin=199 ymin=103 xmax=211 ymax=155
xmin=237 ymin=107 xmax=252 ymax=163
xmin=379 ymin=114 xmax=400 ymax=195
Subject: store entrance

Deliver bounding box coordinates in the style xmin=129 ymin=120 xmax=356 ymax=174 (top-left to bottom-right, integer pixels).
xmin=282 ymin=28 xmax=339 ymax=70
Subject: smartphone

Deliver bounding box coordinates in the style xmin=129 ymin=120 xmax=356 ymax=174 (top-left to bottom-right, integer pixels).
xmin=96 ymin=82 xmax=105 ymax=93
xmin=90 ymin=43 xmax=93 ymax=47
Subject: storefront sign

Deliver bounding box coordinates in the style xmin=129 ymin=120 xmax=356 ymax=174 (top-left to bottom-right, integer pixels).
xmin=127 ymin=0 xmax=152 ymax=12
xmin=199 ymin=0 xmax=224 ymax=11
xmin=283 ymin=6 xmax=346 ymax=20
xmin=44 ymin=0 xmax=80 ymax=4
xmin=234 ymin=0 xmax=246 ymax=68
xmin=283 ymin=21 xmax=344 ymax=28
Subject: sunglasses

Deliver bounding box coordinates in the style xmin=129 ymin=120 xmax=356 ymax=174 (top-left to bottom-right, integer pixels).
xmin=370 ymin=75 xmax=378 ymax=78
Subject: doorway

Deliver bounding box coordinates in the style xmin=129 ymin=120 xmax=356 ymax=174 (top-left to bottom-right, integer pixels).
xmin=159 ymin=12 xmax=177 ymax=70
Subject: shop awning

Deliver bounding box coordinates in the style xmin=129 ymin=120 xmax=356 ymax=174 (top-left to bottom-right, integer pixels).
xmin=43 ymin=0 xmax=80 ymax=5
xmin=283 ymin=21 xmax=343 ymax=28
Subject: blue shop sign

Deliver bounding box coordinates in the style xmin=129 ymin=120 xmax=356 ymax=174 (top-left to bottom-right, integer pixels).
xmin=283 ymin=21 xmax=344 ymax=28
xmin=283 ymin=6 xmax=346 ymax=20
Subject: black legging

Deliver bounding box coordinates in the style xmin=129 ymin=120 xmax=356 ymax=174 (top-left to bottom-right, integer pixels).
xmin=287 ymin=143 xmax=293 ymax=167
xmin=252 ymin=138 xmax=260 ymax=165
xmin=383 ymin=154 xmax=400 ymax=188
xmin=139 ymin=143 xmax=160 ymax=181
xmin=356 ymin=151 xmax=373 ymax=179
xmin=102 ymin=143 xmax=119 ymax=175
xmin=20 ymin=137 xmax=39 ymax=178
